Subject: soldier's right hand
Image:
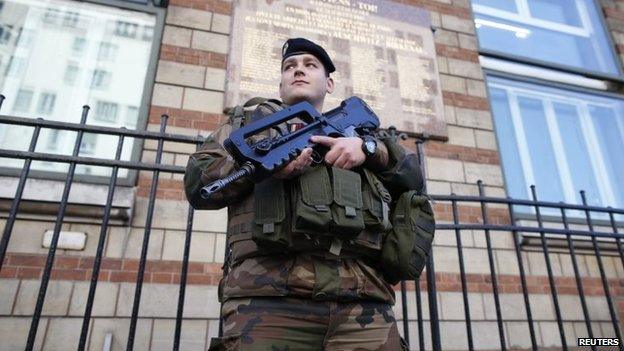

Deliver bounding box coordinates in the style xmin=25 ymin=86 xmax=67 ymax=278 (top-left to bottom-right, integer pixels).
xmin=273 ymin=148 xmax=313 ymax=179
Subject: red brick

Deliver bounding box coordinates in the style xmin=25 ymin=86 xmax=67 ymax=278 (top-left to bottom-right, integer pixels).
xmin=148 ymin=261 xmax=182 ymax=273
xmin=110 ymin=271 xmax=139 ymax=283
xmin=443 ymin=91 xmax=490 ymax=110
xmin=79 ymin=257 xmax=95 ymax=269
xmin=54 ymin=257 xmax=80 ymax=269
xmin=425 ymin=141 xmax=500 ymax=165
xmin=605 ymin=7 xmax=624 ymax=21
xmin=192 ymin=120 xmax=222 ymax=131
xmin=16 ymin=267 xmax=42 ymax=279
xmin=152 ymin=273 xmax=173 ymax=284
xmin=498 ymin=275 xmax=519 ymax=284
xmin=436 ymin=44 xmax=479 ymax=62
xmin=173 ymin=118 xmax=193 ymax=129
xmin=187 ymin=274 xmax=212 ymax=285
xmin=169 ymin=0 xmax=232 ymax=14
xmin=187 ymin=263 xmax=205 ymax=274
xmin=98 ymin=271 xmax=111 ymax=281
xmin=160 ymin=45 xmax=228 ymax=69
xmin=122 ymin=260 xmax=140 ymax=272
xmin=0 ymin=267 xmax=17 ymax=278
xmin=101 ymin=259 xmax=123 ymax=271
xmin=50 ymin=269 xmax=88 ymax=281
xmin=137 ymin=177 xmax=184 ymax=191
xmin=433 ymin=203 xmax=509 ymax=224
xmin=205 ymin=263 xmax=223 ymax=274
xmin=149 ymin=106 xmax=224 ymax=123
xmin=9 ymin=255 xmax=45 ymax=267
xmin=396 ymin=0 xmax=471 ymax=19
xmin=156 ymin=189 xmax=187 ymax=201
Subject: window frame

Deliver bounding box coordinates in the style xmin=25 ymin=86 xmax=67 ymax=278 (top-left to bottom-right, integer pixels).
xmin=473 ymin=0 xmax=624 ymax=83
xmin=0 ymin=0 xmax=166 ymax=187
xmin=485 ymin=69 xmax=624 ymax=223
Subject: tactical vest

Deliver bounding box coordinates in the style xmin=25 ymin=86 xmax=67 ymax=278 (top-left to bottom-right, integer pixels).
xmin=224 ymin=98 xmax=393 ymax=264
xmin=224 ymin=98 xmax=436 ymax=284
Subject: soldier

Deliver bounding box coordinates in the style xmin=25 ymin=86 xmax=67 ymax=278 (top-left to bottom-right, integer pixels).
xmin=184 ymin=38 xmax=424 ymax=350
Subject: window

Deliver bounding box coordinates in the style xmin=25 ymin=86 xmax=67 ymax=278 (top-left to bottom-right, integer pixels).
xmin=0 ymin=0 xmax=158 ymax=179
xmin=472 ymin=0 xmax=621 ymax=76
xmin=62 ymin=11 xmax=80 ymax=28
xmin=0 ymin=24 xmax=12 ymax=44
xmin=5 ymin=56 xmax=25 ymax=77
xmin=71 ymin=37 xmax=86 ymax=56
xmin=37 ymin=93 xmax=56 ymax=115
xmin=473 ymin=0 xmax=624 ymax=215
xmin=142 ymin=26 xmax=154 ymax=41
xmin=80 ymin=133 xmax=97 ymax=155
xmin=64 ymin=64 xmax=79 ymax=85
xmin=42 ymin=8 xmax=61 ymax=25
xmin=90 ymin=69 xmax=111 ymax=89
xmin=114 ymin=21 xmax=138 ymax=38
xmin=97 ymin=42 xmax=118 ymax=61
xmin=125 ymin=106 xmax=139 ymax=127
xmin=94 ymin=101 xmax=118 ymax=123
xmin=17 ymin=28 xmax=34 ymax=47
xmin=46 ymin=129 xmax=60 ymax=150
xmin=13 ymin=89 xmax=33 ymax=112
xmin=488 ymin=76 xmax=624 ymax=209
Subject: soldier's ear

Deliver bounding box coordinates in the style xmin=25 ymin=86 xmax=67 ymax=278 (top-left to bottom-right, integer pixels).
xmin=326 ymin=77 xmax=334 ymax=94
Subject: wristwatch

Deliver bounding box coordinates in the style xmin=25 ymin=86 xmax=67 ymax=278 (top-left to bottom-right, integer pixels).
xmin=361 ymin=135 xmax=377 ymax=157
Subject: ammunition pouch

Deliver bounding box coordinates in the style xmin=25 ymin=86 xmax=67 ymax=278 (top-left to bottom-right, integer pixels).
xmin=251 ymin=177 xmax=290 ymax=251
xmin=329 ymin=167 xmax=365 ymax=240
xmin=292 ymin=166 xmax=366 ymax=241
xmin=380 ymin=191 xmax=435 ymax=285
xmin=253 ymin=165 xmax=396 ymax=261
xmin=292 ymin=166 xmax=333 ymax=235
xmin=361 ymin=168 xmax=392 ymax=233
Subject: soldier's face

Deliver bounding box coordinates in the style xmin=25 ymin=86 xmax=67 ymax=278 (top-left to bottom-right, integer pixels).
xmin=279 ymin=53 xmax=334 ymax=110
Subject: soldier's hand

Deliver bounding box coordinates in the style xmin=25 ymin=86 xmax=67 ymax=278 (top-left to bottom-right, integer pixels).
xmin=273 ymin=147 xmax=314 ymax=179
xmin=310 ymin=136 xmax=365 ymax=170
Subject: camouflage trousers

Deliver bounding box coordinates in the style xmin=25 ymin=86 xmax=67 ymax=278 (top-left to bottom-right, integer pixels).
xmin=209 ymin=297 xmax=408 ymax=351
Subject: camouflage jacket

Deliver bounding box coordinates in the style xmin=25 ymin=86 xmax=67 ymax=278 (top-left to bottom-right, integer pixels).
xmin=184 ymin=104 xmax=423 ymax=304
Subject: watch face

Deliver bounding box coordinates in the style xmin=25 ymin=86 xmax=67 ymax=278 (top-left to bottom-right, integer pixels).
xmin=365 ymin=140 xmax=376 ymax=154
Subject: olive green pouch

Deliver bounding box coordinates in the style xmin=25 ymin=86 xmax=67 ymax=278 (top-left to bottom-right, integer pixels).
xmin=381 ymin=191 xmax=435 ymax=284
xmin=292 ymin=166 xmax=333 ymax=234
xmin=252 ymin=177 xmax=290 ymax=251
xmin=361 ymin=168 xmax=392 ymax=233
xmin=330 ymin=167 xmax=364 ymax=240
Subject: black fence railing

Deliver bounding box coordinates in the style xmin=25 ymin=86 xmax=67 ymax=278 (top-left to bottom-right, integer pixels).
xmin=0 ymin=101 xmax=623 ymax=350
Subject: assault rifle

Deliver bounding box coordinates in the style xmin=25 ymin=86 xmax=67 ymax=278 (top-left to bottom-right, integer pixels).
xmin=200 ymin=96 xmax=380 ymax=199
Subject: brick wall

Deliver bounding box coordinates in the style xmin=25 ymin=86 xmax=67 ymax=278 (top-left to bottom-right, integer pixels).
xmin=2 ymin=0 xmax=624 ymax=349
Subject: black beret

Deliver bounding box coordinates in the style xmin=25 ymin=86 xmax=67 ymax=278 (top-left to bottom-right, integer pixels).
xmin=281 ymin=38 xmax=336 ymax=74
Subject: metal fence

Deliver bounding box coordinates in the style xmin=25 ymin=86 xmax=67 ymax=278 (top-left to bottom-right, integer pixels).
xmin=0 ymin=100 xmax=623 ymax=350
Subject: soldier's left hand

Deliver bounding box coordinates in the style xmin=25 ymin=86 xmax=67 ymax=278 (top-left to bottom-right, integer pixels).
xmin=310 ymin=135 xmax=366 ymax=170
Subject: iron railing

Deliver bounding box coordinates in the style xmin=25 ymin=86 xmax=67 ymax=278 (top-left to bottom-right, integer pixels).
xmin=0 ymin=100 xmax=622 ymax=350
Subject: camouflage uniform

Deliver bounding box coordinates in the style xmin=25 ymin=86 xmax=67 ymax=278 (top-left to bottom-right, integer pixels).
xmin=185 ymin=105 xmax=423 ymax=350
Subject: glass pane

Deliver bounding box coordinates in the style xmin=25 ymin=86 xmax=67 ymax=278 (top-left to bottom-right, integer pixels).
xmin=473 ymin=0 xmax=620 ymax=75
xmin=553 ymin=102 xmax=601 ymax=206
xmin=472 ymin=0 xmax=518 ymax=13
xmin=517 ymin=96 xmax=565 ymax=202
xmin=489 ymin=87 xmax=527 ymax=199
xmin=588 ymin=106 xmax=624 ymax=208
xmin=488 ymin=76 xmax=624 ymax=212
xmin=528 ymin=0 xmax=582 ymax=26
xmin=0 ymin=0 xmax=156 ymax=178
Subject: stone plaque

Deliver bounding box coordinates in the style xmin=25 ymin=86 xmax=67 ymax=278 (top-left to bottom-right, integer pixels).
xmin=226 ymin=0 xmax=447 ymax=138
